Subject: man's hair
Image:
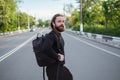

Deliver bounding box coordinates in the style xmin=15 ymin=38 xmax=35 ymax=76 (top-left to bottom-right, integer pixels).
xmin=50 ymin=14 xmax=64 ymax=29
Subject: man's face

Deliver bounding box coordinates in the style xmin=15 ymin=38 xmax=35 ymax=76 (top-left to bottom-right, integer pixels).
xmin=53 ymin=16 xmax=65 ymax=32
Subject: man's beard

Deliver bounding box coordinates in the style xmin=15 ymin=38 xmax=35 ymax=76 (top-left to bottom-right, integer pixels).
xmin=55 ymin=24 xmax=65 ymax=32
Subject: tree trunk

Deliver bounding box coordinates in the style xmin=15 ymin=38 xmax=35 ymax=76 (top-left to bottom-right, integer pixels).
xmin=105 ymin=16 xmax=108 ymax=30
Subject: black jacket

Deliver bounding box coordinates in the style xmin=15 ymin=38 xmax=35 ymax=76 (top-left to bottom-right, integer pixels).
xmin=43 ymin=30 xmax=65 ymax=66
xmin=45 ymin=31 xmax=73 ymax=80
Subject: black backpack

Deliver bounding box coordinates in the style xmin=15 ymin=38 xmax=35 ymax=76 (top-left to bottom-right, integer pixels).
xmin=32 ymin=32 xmax=60 ymax=80
xmin=32 ymin=33 xmax=49 ymax=80
xmin=32 ymin=33 xmax=52 ymax=67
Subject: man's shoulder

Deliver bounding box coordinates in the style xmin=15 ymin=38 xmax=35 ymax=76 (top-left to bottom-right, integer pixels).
xmin=46 ymin=31 xmax=56 ymax=40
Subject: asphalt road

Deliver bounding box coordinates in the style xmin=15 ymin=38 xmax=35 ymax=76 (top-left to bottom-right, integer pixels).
xmin=0 ymin=29 xmax=120 ymax=80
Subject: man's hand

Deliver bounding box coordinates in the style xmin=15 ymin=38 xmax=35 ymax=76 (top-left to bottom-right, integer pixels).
xmin=58 ymin=53 xmax=64 ymax=62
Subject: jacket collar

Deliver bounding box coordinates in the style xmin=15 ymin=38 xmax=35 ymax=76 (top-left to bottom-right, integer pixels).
xmin=52 ymin=30 xmax=61 ymax=37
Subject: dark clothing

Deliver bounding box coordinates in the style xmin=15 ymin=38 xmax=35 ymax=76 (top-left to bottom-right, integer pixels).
xmin=46 ymin=64 xmax=73 ymax=80
xmin=43 ymin=30 xmax=73 ymax=80
xmin=43 ymin=30 xmax=65 ymax=66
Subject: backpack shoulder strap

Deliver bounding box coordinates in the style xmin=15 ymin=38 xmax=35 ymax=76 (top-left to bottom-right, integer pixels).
xmin=43 ymin=67 xmax=45 ymax=80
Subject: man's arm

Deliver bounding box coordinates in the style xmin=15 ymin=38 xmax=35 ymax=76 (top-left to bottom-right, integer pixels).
xmin=43 ymin=34 xmax=59 ymax=60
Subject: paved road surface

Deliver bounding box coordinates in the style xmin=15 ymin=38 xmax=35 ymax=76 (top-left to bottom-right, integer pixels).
xmin=0 ymin=29 xmax=120 ymax=80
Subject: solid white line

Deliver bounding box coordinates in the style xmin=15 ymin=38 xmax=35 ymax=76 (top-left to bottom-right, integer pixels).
xmin=0 ymin=34 xmax=36 ymax=62
xmin=64 ymin=33 xmax=120 ymax=58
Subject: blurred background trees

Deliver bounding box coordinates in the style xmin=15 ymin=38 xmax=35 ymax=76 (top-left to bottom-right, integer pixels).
xmin=0 ymin=0 xmax=35 ymax=33
xmin=0 ymin=0 xmax=120 ymax=37
xmin=65 ymin=0 xmax=120 ymax=37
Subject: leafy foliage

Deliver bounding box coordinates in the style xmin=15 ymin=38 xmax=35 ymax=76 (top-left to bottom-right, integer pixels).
xmin=0 ymin=0 xmax=35 ymax=33
xmin=65 ymin=0 xmax=120 ymax=37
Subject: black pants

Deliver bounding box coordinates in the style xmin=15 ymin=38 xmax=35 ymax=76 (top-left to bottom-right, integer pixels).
xmin=46 ymin=64 xmax=73 ymax=80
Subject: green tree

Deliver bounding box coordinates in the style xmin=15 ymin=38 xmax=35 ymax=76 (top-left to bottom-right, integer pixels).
xmin=102 ymin=0 xmax=120 ymax=36
xmin=0 ymin=0 xmax=17 ymax=33
xmin=37 ymin=19 xmax=44 ymax=27
xmin=29 ymin=15 xmax=35 ymax=28
xmin=69 ymin=0 xmax=120 ymax=36
xmin=16 ymin=12 xmax=35 ymax=30
xmin=66 ymin=9 xmax=80 ymax=30
xmin=43 ymin=20 xmax=50 ymax=27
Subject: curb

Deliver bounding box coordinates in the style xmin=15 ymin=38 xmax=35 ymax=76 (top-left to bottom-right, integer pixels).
xmin=0 ymin=29 xmax=30 ymax=37
xmin=66 ymin=29 xmax=120 ymax=49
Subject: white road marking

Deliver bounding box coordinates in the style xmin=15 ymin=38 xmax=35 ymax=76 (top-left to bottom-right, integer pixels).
xmin=64 ymin=33 xmax=120 ymax=58
xmin=0 ymin=34 xmax=36 ymax=62
xmin=0 ymin=29 xmax=47 ymax=62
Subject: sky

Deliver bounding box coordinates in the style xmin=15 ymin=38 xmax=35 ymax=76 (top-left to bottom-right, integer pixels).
xmin=19 ymin=0 xmax=79 ymax=20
